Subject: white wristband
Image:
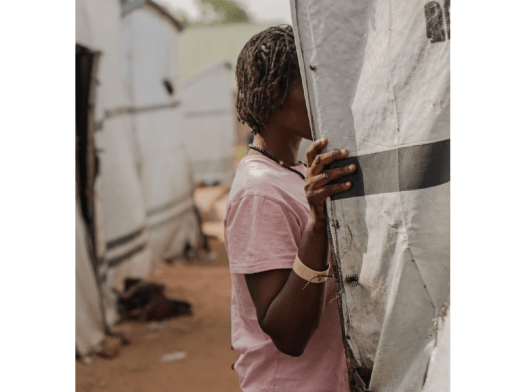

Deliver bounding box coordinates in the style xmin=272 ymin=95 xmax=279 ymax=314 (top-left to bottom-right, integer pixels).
xmin=292 ymin=254 xmax=330 ymax=283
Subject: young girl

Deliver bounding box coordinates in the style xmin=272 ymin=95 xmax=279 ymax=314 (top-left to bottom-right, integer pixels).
xmin=225 ymin=25 xmax=357 ymax=391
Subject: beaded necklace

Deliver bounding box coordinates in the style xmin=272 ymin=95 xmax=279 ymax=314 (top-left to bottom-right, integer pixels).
xmin=248 ymin=144 xmax=307 ymax=180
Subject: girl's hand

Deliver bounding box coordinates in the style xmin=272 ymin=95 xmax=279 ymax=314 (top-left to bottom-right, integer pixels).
xmin=304 ymin=138 xmax=356 ymax=221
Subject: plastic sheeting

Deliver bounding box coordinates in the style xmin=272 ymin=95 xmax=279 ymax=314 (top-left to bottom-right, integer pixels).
xmin=76 ymin=0 xmax=153 ymax=326
xmin=119 ymin=4 xmax=201 ymax=262
xmin=291 ymin=0 xmax=450 ymax=390
xmin=180 ymin=59 xmax=236 ymax=186
xmin=422 ymin=305 xmax=450 ymax=392
xmin=75 ymin=197 xmax=105 ymax=357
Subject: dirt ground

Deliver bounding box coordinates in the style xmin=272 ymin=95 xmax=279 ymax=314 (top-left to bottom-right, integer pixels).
xmin=76 ymin=186 xmax=242 ymax=392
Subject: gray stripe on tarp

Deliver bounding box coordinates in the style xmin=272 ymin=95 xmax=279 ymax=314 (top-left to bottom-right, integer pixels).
xmin=105 ymin=226 xmax=146 ymax=250
xmin=328 ymin=139 xmax=450 ymax=200
xmin=106 ymin=243 xmax=147 ymax=269
xmin=104 ymin=101 xmax=181 ymax=119
xmin=184 ymin=109 xmax=232 ymax=118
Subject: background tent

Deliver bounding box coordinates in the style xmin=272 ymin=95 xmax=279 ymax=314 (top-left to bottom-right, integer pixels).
xmin=180 ymin=59 xmax=236 ymax=186
xmin=178 ymin=24 xmax=275 ymax=90
xmin=119 ymin=0 xmax=202 ymax=263
xmin=178 ymin=23 xmax=296 ymax=163
xmin=76 ymin=0 xmax=153 ymax=327
xmin=291 ymin=0 xmax=450 ymax=390
xmin=75 ymin=192 xmax=106 ymax=357
xmin=75 ymin=35 xmax=107 ymax=358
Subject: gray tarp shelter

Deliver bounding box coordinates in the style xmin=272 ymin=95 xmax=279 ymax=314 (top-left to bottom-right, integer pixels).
xmin=119 ymin=0 xmax=202 ymax=263
xmin=291 ymin=0 xmax=450 ymax=390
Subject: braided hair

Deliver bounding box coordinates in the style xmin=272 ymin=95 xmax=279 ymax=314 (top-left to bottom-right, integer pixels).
xmin=235 ymin=25 xmax=301 ymax=134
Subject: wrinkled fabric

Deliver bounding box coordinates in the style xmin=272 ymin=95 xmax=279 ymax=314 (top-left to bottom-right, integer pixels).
xmin=76 ymin=197 xmax=105 ymax=356
xmin=77 ymin=0 xmax=152 ymax=327
xmin=290 ymin=0 xmax=450 ymax=390
xmin=119 ymin=6 xmax=200 ymax=262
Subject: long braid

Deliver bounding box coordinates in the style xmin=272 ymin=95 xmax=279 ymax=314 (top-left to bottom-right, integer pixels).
xmin=235 ymin=25 xmax=300 ymax=134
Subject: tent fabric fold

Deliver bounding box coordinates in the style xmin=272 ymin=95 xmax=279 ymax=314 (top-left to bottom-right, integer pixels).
xmin=75 ymin=196 xmax=105 ymax=357
xmin=76 ymin=0 xmax=156 ymax=344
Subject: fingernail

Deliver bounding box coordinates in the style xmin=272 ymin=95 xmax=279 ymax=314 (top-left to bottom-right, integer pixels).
xmin=322 ymin=138 xmax=328 ymax=143
xmin=349 ymin=164 xmax=356 ymax=170
xmin=346 ymin=182 xmax=351 ymax=187
xmin=342 ymin=149 xmax=348 ymax=155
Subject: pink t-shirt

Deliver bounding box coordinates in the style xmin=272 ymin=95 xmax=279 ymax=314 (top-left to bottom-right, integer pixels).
xmin=224 ymin=154 xmax=349 ymax=392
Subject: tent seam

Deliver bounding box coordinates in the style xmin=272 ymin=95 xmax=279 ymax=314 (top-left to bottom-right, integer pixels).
xmin=386 ymin=0 xmax=435 ymax=310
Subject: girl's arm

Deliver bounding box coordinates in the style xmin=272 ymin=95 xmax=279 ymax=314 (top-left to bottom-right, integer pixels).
xmin=245 ymin=138 xmax=356 ymax=356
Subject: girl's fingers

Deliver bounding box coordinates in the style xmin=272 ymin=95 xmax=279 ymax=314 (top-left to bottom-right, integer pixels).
xmin=310 ymin=149 xmax=349 ymax=175
xmin=306 ymin=138 xmax=328 ymax=167
xmin=307 ymin=181 xmax=352 ymax=205
xmin=309 ymin=164 xmax=356 ymax=188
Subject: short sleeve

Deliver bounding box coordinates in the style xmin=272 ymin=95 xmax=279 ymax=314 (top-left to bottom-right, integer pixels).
xmin=225 ymin=195 xmax=303 ymax=274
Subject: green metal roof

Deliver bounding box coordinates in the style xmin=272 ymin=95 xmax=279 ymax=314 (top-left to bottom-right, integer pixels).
xmin=178 ymin=24 xmax=276 ymax=90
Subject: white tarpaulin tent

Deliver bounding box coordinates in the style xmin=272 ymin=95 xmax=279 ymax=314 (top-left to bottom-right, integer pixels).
xmin=76 ymin=0 xmax=153 ymax=327
xmin=75 ymin=194 xmax=105 ymax=357
xmin=291 ymin=0 xmax=450 ymax=390
xmin=119 ymin=0 xmax=201 ymax=262
xmin=180 ymin=59 xmax=236 ymax=186
xmin=76 ymin=9 xmax=107 ymax=358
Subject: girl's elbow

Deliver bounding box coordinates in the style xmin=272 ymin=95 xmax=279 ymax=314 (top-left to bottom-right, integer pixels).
xmin=261 ymin=323 xmax=305 ymax=356
xmin=260 ymin=317 xmax=317 ymax=357
xmin=273 ymin=339 xmax=306 ymax=357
